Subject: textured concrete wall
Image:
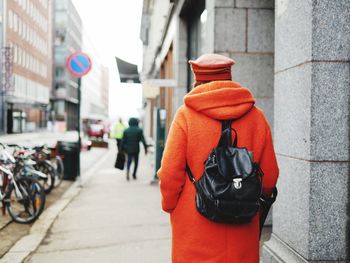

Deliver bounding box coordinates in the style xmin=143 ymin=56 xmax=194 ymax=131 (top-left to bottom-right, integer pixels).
xmin=263 ymin=0 xmax=350 ymax=262
xmin=173 ymin=17 xmax=188 ymax=112
xmin=209 ymin=0 xmax=275 ymax=130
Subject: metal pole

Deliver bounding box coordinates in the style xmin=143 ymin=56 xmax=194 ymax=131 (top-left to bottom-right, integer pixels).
xmin=77 ymin=77 xmax=81 ymax=186
xmin=0 ymin=92 xmax=4 ymax=134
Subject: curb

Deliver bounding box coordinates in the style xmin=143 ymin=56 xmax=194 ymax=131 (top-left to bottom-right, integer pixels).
xmin=0 ymin=148 xmax=112 ymax=263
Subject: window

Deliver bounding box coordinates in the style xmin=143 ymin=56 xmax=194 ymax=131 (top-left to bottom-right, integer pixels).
xmin=22 ymin=50 xmax=26 ymax=68
xmin=55 ymin=0 xmax=68 ymax=10
xmin=186 ymin=3 xmax=206 ymax=90
xmin=18 ymin=18 xmax=22 ymax=37
xmin=22 ymin=22 xmax=26 ymax=39
xmin=30 ymin=1 xmax=33 ymax=18
xmin=55 ymin=101 xmax=65 ymax=115
xmin=200 ymin=10 xmax=207 ymax=55
xmin=8 ymin=10 xmax=13 ymax=29
xmin=55 ymin=67 xmax=64 ymax=77
xmin=26 ymin=25 xmax=30 ymax=42
xmin=14 ymin=45 xmax=17 ymax=63
xmin=13 ymin=13 xmax=18 ymax=32
xmin=18 ymin=47 xmax=22 ymax=65
xmin=26 ymin=0 xmax=30 ymax=14
xmin=26 ymin=53 xmax=30 ymax=69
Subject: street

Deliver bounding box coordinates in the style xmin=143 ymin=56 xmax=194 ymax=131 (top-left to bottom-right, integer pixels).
xmin=22 ymin=145 xmax=171 ymax=263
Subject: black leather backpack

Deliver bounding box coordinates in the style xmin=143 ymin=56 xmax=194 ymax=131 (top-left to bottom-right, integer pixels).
xmin=186 ymin=120 xmax=265 ymax=224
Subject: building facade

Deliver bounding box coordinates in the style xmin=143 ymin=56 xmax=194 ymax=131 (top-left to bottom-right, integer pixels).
xmin=141 ymin=0 xmax=350 ymax=262
xmin=80 ymin=32 xmax=109 ymax=130
xmin=1 ymin=0 xmax=53 ymax=133
xmin=52 ymin=0 xmax=82 ymax=131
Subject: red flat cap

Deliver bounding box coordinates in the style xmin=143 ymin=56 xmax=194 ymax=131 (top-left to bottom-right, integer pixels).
xmin=189 ymin=54 xmax=235 ymax=81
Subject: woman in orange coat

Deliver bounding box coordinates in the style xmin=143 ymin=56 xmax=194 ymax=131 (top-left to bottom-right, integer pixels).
xmin=157 ymin=54 xmax=279 ymax=263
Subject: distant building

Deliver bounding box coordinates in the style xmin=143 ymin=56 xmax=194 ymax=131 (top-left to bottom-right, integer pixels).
xmin=1 ymin=0 xmax=53 ymax=133
xmin=80 ymin=32 xmax=109 ymax=128
xmin=100 ymin=65 xmax=109 ymax=117
xmin=52 ymin=0 xmax=82 ymax=131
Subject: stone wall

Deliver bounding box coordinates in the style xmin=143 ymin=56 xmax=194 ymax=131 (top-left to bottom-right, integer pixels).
xmin=173 ymin=18 xmax=188 ymax=112
xmin=263 ymin=0 xmax=350 ymax=262
xmin=207 ymin=0 xmax=275 ymax=126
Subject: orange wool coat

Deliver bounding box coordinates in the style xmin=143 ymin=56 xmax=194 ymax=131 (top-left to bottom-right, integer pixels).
xmin=157 ymin=80 xmax=279 ymax=263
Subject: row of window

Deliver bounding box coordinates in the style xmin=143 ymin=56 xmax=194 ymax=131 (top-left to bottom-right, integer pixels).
xmin=12 ymin=0 xmax=48 ymax=32
xmin=12 ymin=73 xmax=50 ymax=104
xmin=16 ymin=0 xmax=48 ymax=10
xmin=9 ymin=42 xmax=48 ymax=78
xmin=69 ymin=28 xmax=82 ymax=49
xmin=8 ymin=9 xmax=49 ymax=56
xmin=55 ymin=12 xmax=82 ymax=47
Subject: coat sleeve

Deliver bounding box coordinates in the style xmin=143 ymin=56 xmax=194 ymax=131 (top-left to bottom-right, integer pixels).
xmin=259 ymin=125 xmax=279 ymax=197
xmin=140 ymin=131 xmax=147 ymax=153
xmin=157 ymin=121 xmax=187 ymax=213
xmin=121 ymin=130 xmax=127 ymax=152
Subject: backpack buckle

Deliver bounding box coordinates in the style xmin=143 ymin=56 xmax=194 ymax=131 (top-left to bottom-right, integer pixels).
xmin=233 ymin=178 xmax=242 ymax=189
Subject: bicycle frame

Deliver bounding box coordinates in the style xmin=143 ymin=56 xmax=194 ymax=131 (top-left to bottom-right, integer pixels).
xmin=0 ymin=165 xmax=24 ymax=201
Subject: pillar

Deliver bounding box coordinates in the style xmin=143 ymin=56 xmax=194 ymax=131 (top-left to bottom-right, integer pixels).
xmin=263 ymin=0 xmax=350 ymax=262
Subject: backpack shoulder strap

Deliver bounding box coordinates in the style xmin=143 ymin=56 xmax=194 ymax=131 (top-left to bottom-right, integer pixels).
xmin=218 ymin=119 xmax=237 ymax=147
xmin=185 ymin=163 xmax=195 ymax=183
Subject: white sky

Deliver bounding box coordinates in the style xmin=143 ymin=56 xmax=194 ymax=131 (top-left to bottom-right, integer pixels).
xmin=72 ymin=0 xmax=144 ymax=121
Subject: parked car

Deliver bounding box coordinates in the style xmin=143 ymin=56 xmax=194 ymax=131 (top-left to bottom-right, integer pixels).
xmin=87 ymin=124 xmax=104 ymax=139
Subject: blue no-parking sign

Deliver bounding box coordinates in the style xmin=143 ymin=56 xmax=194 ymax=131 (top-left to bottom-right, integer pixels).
xmin=66 ymin=51 xmax=92 ymax=78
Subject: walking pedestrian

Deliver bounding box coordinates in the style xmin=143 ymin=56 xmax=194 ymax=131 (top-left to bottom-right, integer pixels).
xmin=121 ymin=117 xmax=148 ymax=181
xmin=110 ymin=118 xmax=126 ymax=152
xmin=157 ymin=54 xmax=279 ymax=262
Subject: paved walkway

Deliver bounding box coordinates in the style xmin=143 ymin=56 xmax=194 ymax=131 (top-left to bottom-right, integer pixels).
xmin=0 ymin=131 xmax=78 ymax=148
xmin=24 ymin=146 xmax=171 ymax=263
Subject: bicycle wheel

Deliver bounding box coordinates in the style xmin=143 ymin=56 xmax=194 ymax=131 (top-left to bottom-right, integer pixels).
xmin=6 ymin=176 xmax=46 ymax=224
xmin=34 ymin=161 xmax=55 ymax=194
xmin=52 ymin=156 xmax=64 ymax=187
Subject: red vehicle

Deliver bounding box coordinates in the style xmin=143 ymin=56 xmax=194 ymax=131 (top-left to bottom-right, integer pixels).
xmin=87 ymin=124 xmax=104 ymax=139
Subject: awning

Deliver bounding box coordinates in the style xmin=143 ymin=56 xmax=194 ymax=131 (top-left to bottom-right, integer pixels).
xmin=142 ymin=78 xmax=177 ymax=99
xmin=115 ymin=57 xmax=140 ymax=83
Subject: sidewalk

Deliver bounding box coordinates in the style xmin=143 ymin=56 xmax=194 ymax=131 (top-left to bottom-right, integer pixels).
xmin=0 ymin=131 xmax=78 ymax=148
xmin=0 ymin=147 xmax=109 ymax=258
xmin=22 ymin=144 xmax=171 ymax=263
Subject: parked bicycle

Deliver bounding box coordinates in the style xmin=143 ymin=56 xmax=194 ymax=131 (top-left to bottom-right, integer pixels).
xmin=9 ymin=144 xmax=55 ymax=195
xmin=0 ymin=143 xmax=45 ymax=224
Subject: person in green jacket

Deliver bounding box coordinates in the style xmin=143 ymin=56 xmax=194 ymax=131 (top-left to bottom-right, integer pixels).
xmin=111 ymin=118 xmax=126 ymax=151
xmin=121 ymin=118 xmax=148 ymax=180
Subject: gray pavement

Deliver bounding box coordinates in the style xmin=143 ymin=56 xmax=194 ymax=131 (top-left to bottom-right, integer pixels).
xmin=24 ymin=144 xmax=171 ymax=263
xmin=0 ymin=131 xmax=79 ymax=148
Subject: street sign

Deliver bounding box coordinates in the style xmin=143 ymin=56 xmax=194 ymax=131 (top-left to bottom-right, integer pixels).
xmin=65 ymin=51 xmax=92 ymax=184
xmin=143 ymin=78 xmax=177 ymax=88
xmin=66 ymin=51 xmax=92 ymax=78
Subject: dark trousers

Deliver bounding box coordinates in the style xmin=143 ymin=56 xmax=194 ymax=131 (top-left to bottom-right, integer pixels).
xmin=127 ymin=153 xmax=139 ymax=177
xmin=116 ymin=139 xmax=122 ymax=152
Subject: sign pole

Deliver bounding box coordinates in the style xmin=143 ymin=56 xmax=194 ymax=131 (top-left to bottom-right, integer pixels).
xmin=65 ymin=51 xmax=91 ymax=186
xmin=77 ymin=77 xmax=82 ymax=186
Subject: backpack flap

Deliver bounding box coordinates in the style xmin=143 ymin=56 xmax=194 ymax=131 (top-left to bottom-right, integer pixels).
xmin=215 ymin=147 xmax=254 ymax=181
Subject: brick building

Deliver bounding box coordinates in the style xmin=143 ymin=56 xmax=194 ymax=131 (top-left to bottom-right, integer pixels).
xmin=1 ymin=0 xmax=53 ymax=133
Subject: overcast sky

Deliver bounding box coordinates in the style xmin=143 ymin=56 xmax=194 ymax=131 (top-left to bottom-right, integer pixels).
xmin=72 ymin=0 xmax=144 ymax=121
